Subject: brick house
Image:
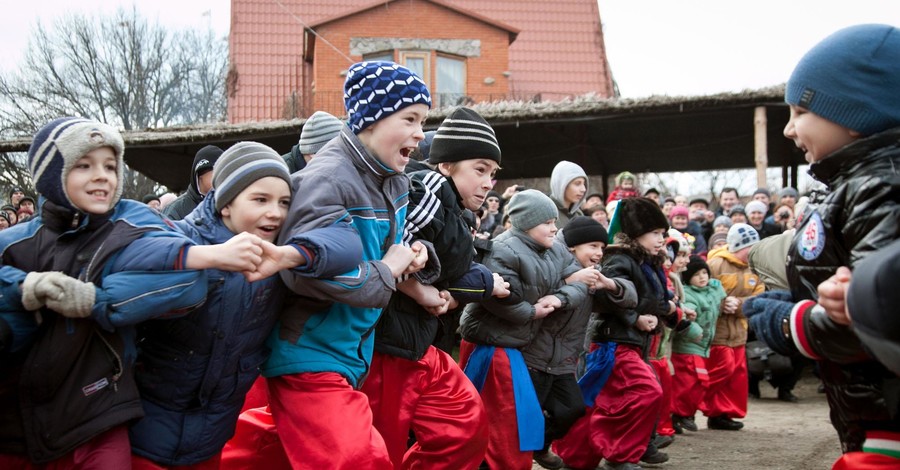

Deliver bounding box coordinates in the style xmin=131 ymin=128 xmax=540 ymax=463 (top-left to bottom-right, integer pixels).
xmin=228 ymin=0 xmax=615 ymax=122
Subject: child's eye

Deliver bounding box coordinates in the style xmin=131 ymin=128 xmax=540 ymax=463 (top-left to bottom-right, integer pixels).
xmin=105 ymin=164 xmax=117 ymax=172
xmin=279 ymin=199 xmax=290 ymax=207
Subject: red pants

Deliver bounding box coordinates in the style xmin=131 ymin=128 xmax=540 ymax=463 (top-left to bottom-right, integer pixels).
xmin=239 ymin=376 xmax=269 ymax=414
xmin=133 ymin=453 xmax=222 ymax=470
xmin=700 ymin=345 xmax=747 ymax=419
xmin=361 ymin=347 xmax=488 ymax=470
xmin=220 ymin=406 xmax=290 ymax=470
xmin=459 ymin=340 xmax=533 ymax=470
xmin=553 ymin=344 xmax=662 ymax=468
xmin=671 ymin=353 xmax=710 ymax=417
xmin=0 ymin=425 xmax=130 ymax=470
xmin=832 ymin=452 xmax=900 ymax=470
xmin=649 ymin=357 xmax=675 ymax=436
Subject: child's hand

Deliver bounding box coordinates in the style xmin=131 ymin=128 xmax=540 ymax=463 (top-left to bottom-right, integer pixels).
xmin=417 ymin=285 xmax=450 ymax=316
xmin=566 ymin=267 xmax=601 ymax=287
xmin=243 ymin=241 xmax=300 ymax=282
xmin=381 ymin=244 xmax=416 ymax=278
xmin=683 ymin=307 xmax=697 ymax=321
xmin=403 ymin=241 xmax=429 ymax=275
xmin=635 ymin=314 xmax=658 ymax=332
xmin=817 ymin=266 xmax=852 ymax=325
xmin=537 ymin=295 xmax=562 ymax=310
xmin=533 ymin=303 xmax=555 ymax=319
xmin=722 ymin=296 xmax=740 ymax=314
xmin=219 ymin=232 xmax=265 ymax=272
xmin=491 ymin=273 xmax=511 ymax=298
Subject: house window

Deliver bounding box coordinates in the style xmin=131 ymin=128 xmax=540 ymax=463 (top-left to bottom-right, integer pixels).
xmin=400 ymin=51 xmax=430 ymax=85
xmin=363 ymin=51 xmax=394 ymax=62
xmin=436 ymin=55 xmax=466 ymax=108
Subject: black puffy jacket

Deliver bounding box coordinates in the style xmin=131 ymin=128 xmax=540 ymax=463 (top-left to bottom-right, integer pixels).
xmin=786 ymin=127 xmax=900 ymax=451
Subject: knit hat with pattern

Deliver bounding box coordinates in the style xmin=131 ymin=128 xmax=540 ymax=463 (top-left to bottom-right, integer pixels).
xmin=429 ymin=107 xmax=501 ymax=164
xmin=213 ymin=142 xmax=292 ymax=211
xmin=27 ymin=117 xmax=125 ymax=211
xmin=727 ymin=223 xmax=761 ymax=253
xmin=343 ymin=61 xmax=432 ymax=134
xmin=299 ymin=111 xmax=344 ymax=155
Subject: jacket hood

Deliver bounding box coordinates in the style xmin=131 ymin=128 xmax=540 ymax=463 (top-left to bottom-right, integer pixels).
xmin=550 ymin=160 xmax=588 ymax=215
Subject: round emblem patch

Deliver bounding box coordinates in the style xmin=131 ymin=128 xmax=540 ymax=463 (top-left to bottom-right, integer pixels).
xmin=797 ymin=211 xmax=826 ymax=261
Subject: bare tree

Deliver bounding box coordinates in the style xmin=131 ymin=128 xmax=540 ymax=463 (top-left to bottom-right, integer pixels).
xmin=0 ymin=7 xmax=227 ymax=201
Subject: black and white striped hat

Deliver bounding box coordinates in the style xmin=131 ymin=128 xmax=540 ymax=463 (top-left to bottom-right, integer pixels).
xmin=429 ymin=107 xmax=501 ymax=164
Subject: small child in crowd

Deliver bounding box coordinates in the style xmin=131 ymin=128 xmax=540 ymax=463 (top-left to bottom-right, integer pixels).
xmin=606 ymin=171 xmax=639 ymax=204
xmin=459 ymin=190 xmax=588 ymax=470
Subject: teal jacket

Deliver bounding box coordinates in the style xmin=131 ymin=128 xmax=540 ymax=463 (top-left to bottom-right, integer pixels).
xmin=673 ymin=279 xmax=725 ymax=357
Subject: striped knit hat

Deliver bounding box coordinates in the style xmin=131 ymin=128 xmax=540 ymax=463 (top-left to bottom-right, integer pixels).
xmin=27 ymin=117 xmax=125 ymax=211
xmin=343 ymin=61 xmax=432 ymax=134
xmin=299 ymin=111 xmax=344 ymax=155
xmin=213 ymin=142 xmax=292 ymax=212
xmin=429 ymin=107 xmax=501 ymax=164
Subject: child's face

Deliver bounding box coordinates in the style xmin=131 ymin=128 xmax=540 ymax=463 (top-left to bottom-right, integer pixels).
xmin=441 ymin=159 xmax=500 ymax=211
xmin=585 ymin=195 xmax=603 ymax=209
xmin=712 ymin=239 xmax=727 ymax=249
xmin=19 ymin=200 xmax=34 ymax=212
xmin=5 ymin=210 xmax=16 ymax=224
xmin=221 ymin=177 xmax=291 ymax=242
xmin=731 ymin=213 xmax=747 ymax=224
xmin=714 ymin=224 xmax=729 ymax=234
xmin=525 ymin=219 xmax=558 ymax=248
xmin=65 ymin=147 xmax=118 ymax=214
xmin=486 ymin=196 xmax=501 ymax=212
xmin=358 ymin=104 xmax=429 ymax=172
xmin=636 ymin=228 xmax=666 ymax=255
xmin=591 ymin=208 xmax=607 ymax=224
xmin=572 ymin=241 xmax=605 ymax=268
xmin=672 ymin=251 xmax=690 ymax=272
xmin=0 ymin=218 xmax=8 ymax=229
xmin=784 ymin=105 xmax=859 ymax=163
xmin=10 ymin=191 xmax=23 ymax=205
xmin=564 ymin=177 xmax=587 ymax=206
xmin=671 ymin=215 xmax=688 ymax=229
xmin=674 ymin=195 xmax=687 ymax=206
xmin=620 ymin=179 xmax=634 ymax=190
xmin=689 ymin=269 xmax=709 ymax=288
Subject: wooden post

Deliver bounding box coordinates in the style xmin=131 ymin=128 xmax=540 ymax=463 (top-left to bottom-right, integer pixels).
xmin=754 ymin=106 xmax=768 ymax=188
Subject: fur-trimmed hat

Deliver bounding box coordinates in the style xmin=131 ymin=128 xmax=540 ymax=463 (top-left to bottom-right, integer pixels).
xmin=506 ymin=189 xmax=557 ymax=231
xmin=27 ymin=117 xmax=125 ymax=212
xmin=299 ymin=111 xmax=344 ymax=155
xmin=727 ymin=223 xmax=761 ymax=253
xmin=682 ymin=255 xmax=710 ymax=284
xmin=608 ymin=197 xmax=669 ymax=240
xmin=429 ymin=107 xmax=501 ymax=164
xmin=213 ymin=142 xmax=292 ymax=212
xmin=562 ymin=216 xmax=608 ymax=247
xmin=343 ymin=61 xmax=432 ymax=134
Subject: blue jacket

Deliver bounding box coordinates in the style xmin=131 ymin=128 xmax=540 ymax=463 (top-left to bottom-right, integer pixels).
xmin=0 ymin=198 xmax=207 ymax=463
xmin=264 ymin=127 xmax=409 ymax=388
xmin=130 ymin=192 xmax=362 ymax=466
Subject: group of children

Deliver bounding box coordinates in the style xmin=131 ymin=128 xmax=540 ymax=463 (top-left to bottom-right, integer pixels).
xmin=0 ymin=21 xmax=897 ymax=470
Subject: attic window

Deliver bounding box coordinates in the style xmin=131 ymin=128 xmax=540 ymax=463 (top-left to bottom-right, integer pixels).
xmin=364 ymin=51 xmax=394 ymax=62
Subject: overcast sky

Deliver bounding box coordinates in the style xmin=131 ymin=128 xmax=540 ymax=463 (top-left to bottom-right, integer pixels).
xmin=2 ymin=0 xmax=898 ymax=97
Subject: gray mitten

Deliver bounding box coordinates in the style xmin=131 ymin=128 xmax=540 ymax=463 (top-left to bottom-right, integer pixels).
xmin=45 ymin=276 xmax=96 ymax=319
xmin=21 ymin=271 xmax=70 ymax=311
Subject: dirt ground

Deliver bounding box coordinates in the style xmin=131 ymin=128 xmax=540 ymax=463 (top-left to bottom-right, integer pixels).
xmin=533 ymin=372 xmax=843 ymax=469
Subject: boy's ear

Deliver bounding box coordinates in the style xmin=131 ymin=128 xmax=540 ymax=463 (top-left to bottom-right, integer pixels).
xmin=220 ymin=205 xmax=231 ymax=218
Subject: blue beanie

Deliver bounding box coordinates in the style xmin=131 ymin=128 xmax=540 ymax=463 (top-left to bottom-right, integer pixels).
xmin=27 ymin=117 xmax=125 ymax=211
xmin=343 ymin=61 xmax=431 ymax=134
xmin=786 ymin=24 xmax=900 ymax=135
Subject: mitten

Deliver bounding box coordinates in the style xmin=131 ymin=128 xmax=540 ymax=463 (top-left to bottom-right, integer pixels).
xmin=21 ymin=271 xmax=70 ymax=311
xmin=744 ymin=291 xmax=795 ymax=355
xmin=44 ymin=276 xmax=96 ymax=319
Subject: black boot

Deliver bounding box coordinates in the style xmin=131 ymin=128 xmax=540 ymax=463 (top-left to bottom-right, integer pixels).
xmin=778 ymin=388 xmax=799 ymax=402
xmin=707 ymin=415 xmax=744 ymax=431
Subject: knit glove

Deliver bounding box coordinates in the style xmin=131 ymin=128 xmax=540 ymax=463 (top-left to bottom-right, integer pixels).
xmin=21 ymin=271 xmax=71 ymax=311
xmin=45 ymin=277 xmax=96 ymax=319
xmin=744 ymin=291 xmax=795 ymax=356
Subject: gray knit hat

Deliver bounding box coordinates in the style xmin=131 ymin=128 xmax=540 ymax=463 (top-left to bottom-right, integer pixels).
xmin=727 ymin=223 xmax=760 ymax=253
xmin=713 ymin=215 xmax=733 ymax=230
xmin=745 ymin=200 xmax=768 ymax=215
xmin=213 ymin=142 xmax=292 ymax=212
xmin=299 ymin=111 xmax=344 ymax=155
xmin=506 ymin=189 xmax=558 ymax=231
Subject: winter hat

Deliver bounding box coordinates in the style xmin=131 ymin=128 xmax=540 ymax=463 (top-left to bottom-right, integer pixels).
xmin=667 ymin=228 xmax=690 ymax=253
xmin=608 ymin=197 xmax=669 ymax=240
xmin=730 ymin=204 xmax=746 ymax=216
xmin=753 ymin=188 xmax=771 ymax=198
xmin=343 ymin=61 xmax=432 ymax=134
xmin=786 ymin=24 xmax=900 ymax=136
xmin=669 ymin=205 xmax=690 ymax=219
xmin=18 ymin=196 xmax=35 ymax=207
xmin=506 ymin=189 xmax=557 ymax=231
xmin=615 ymin=171 xmax=636 ymax=186
xmin=8 ymin=187 xmax=23 ymax=199
xmin=213 ymin=142 xmax=292 ymax=212
xmin=709 ymin=232 xmax=728 ymax=248
xmin=644 ymin=188 xmax=660 ymax=197
xmin=562 ymin=216 xmax=608 ymax=247
xmin=727 ymin=223 xmax=761 ymax=253
xmin=713 ymin=215 xmax=733 ymax=230
xmin=0 ymin=211 xmax=9 ymax=226
xmin=299 ymin=111 xmax=344 ymax=155
xmin=429 ymin=107 xmax=501 ymax=164
xmin=745 ymin=200 xmax=768 ymax=215
xmin=27 ymin=117 xmax=125 ymax=211
xmin=778 ymin=187 xmax=799 ymax=199
xmin=689 ymin=197 xmax=709 ymax=208
xmin=193 ymin=145 xmax=223 ymax=192
xmin=142 ymin=193 xmax=160 ymax=204
xmin=682 ymin=255 xmax=710 ymax=284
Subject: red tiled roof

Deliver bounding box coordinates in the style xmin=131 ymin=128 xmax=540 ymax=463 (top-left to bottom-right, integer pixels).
xmin=229 ymin=0 xmax=613 ymax=122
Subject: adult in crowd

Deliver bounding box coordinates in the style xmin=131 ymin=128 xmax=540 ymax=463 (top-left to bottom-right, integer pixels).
xmin=142 ymin=194 xmax=161 ymax=211
xmin=715 ymin=187 xmax=740 ymax=217
xmin=745 ymin=200 xmax=782 ymax=239
xmin=163 ymin=145 xmax=223 ymax=220
xmin=281 ymin=111 xmax=344 ymax=174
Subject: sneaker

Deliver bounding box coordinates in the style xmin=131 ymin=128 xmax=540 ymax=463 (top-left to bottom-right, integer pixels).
xmin=707 ymin=415 xmax=744 ymax=431
xmin=672 ymin=414 xmax=698 ymax=432
xmin=651 ymin=434 xmax=674 ymax=449
xmin=600 ymin=461 xmax=644 ymax=470
xmin=778 ymin=389 xmax=799 ymax=402
xmin=533 ymin=449 xmax=564 ymax=470
xmin=640 ymin=448 xmax=669 ymax=464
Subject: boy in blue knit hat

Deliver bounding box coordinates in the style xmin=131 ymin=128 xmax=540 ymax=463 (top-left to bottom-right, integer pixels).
xmin=744 ymin=24 xmax=900 ymax=459
xmin=226 ymin=62 xmax=432 ymax=470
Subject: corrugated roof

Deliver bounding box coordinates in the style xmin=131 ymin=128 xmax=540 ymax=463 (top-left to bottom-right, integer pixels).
xmin=229 ymin=0 xmax=613 ymax=121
